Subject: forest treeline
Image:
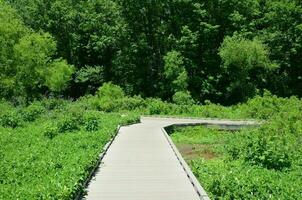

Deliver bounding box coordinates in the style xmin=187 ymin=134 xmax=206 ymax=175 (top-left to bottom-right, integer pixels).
xmin=1 ymin=0 xmax=302 ymax=104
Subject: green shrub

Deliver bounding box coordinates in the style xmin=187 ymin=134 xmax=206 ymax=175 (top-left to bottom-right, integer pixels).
xmin=0 ymin=112 xmax=21 ymax=128
xmin=20 ymin=102 xmax=45 ymax=122
xmin=83 ymin=112 xmax=100 ymax=132
xmin=172 ymin=91 xmax=195 ymax=105
xmin=97 ymin=99 xmax=119 ymax=112
xmin=199 ymin=103 xmax=234 ymax=118
xmin=57 ymin=115 xmax=80 ymax=133
xmin=43 ymin=124 xmax=58 ymax=139
xmin=242 ymin=91 xmax=286 ymax=119
xmin=0 ymin=101 xmax=14 ymax=113
xmin=40 ymin=98 xmax=67 ymax=110
xmin=84 ymin=118 xmax=99 ymax=132
xmin=97 ymin=82 xmax=125 ymax=100
xmin=146 ymin=98 xmax=171 ymax=115
xmin=119 ymin=113 xmax=140 ymax=125
xmin=244 ymin=129 xmax=292 ymax=170
xmin=95 ymin=83 xmax=131 ymax=112
xmin=191 ymin=159 xmax=302 ymax=200
xmin=96 ymin=96 xmax=147 ymax=113
xmin=118 ymin=96 xmax=147 ymax=111
xmin=219 ymin=36 xmax=277 ymax=103
xmin=75 ymin=95 xmax=99 ymax=110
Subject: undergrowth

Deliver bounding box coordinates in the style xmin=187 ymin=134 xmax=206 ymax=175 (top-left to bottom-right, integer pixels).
xmin=170 ymin=116 xmax=302 ymax=199
xmin=1 ymin=84 xmax=301 ymax=199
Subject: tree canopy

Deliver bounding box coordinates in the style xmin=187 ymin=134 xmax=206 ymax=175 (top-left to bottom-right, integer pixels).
xmin=1 ymin=0 xmax=302 ymax=104
xmin=0 ymin=1 xmax=74 ymax=102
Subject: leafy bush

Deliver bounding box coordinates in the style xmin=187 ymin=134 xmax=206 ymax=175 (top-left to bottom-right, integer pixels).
xmin=83 ymin=111 xmax=100 ymax=132
xmin=243 ymin=121 xmax=294 ymax=170
xmin=225 ymin=134 xmax=246 ymax=160
xmin=0 ymin=101 xmax=139 ymax=199
xmin=241 ymin=91 xmax=287 ymax=119
xmin=171 ymin=104 xmax=302 ymax=199
xmin=198 ymin=103 xmax=235 ymax=119
xmin=40 ymin=98 xmax=67 ymax=110
xmin=219 ymin=36 xmax=278 ymax=103
xmin=57 ymin=115 xmax=80 ymax=133
xmin=118 ymin=96 xmax=147 ymax=111
xmin=0 ymin=101 xmax=14 ymax=113
xmin=97 ymin=99 xmax=118 ymax=112
xmin=77 ymin=95 xmax=100 ymax=110
xmin=146 ymin=98 xmax=172 ymax=115
xmin=84 ymin=118 xmax=99 ymax=132
xmin=20 ymin=102 xmax=45 ymax=122
xmin=94 ymin=83 xmax=129 ymax=112
xmin=43 ymin=123 xmax=58 ymax=139
xmin=97 ymin=82 xmax=124 ymax=100
xmin=172 ymin=91 xmax=195 ymax=105
xmin=119 ymin=113 xmax=140 ymax=125
xmin=0 ymin=112 xmax=21 ymax=128
xmin=164 ymin=51 xmax=188 ymax=93
xmin=191 ymin=159 xmax=302 ymax=200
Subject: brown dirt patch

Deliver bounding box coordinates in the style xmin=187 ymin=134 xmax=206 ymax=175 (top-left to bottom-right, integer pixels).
xmin=175 ymin=143 xmax=219 ymax=162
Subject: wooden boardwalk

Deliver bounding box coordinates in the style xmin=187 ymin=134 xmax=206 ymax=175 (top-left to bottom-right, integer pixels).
xmin=83 ymin=117 xmax=257 ymax=200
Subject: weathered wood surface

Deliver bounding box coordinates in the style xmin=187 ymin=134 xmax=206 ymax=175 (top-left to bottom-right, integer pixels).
xmin=83 ymin=117 xmax=257 ymax=200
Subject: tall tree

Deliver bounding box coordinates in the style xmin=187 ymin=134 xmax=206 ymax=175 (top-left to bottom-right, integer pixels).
xmin=7 ymin=0 xmax=126 ymax=96
xmin=0 ymin=1 xmax=74 ymax=102
xmin=219 ymin=36 xmax=277 ymax=103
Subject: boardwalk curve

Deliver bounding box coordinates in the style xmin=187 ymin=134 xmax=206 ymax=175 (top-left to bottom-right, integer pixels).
xmin=83 ymin=117 xmax=258 ymax=200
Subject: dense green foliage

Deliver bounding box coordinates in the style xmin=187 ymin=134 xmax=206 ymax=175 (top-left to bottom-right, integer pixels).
xmin=219 ymin=36 xmax=278 ymax=102
xmin=0 ymin=98 xmax=139 ymax=199
xmin=0 ymin=1 xmax=74 ymax=102
xmin=170 ymin=96 xmax=302 ymax=199
xmin=1 ymin=82 xmax=302 ymax=199
xmin=1 ymin=0 xmax=302 ymax=198
xmin=0 ymin=0 xmax=301 ymax=104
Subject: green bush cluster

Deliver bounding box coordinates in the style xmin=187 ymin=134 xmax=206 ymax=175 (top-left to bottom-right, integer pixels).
xmin=57 ymin=115 xmax=81 ymax=133
xmin=97 ymin=82 xmax=125 ymax=100
xmin=43 ymin=113 xmax=100 ymax=139
xmin=0 ymin=100 xmax=140 ymax=199
xmin=224 ymin=111 xmax=301 ymax=171
xmin=170 ymin=99 xmax=302 ymax=199
xmin=83 ymin=112 xmax=100 ymax=132
xmin=86 ymin=83 xmax=302 ymax=121
xmin=43 ymin=123 xmax=58 ymax=139
xmin=0 ymin=112 xmax=21 ymax=128
xmin=84 ymin=117 xmax=99 ymax=132
xmin=97 ymin=97 xmax=146 ymax=113
xmin=0 ymin=102 xmax=45 ymax=128
xmin=244 ymin=130 xmax=292 ymax=170
xmin=1 ymin=83 xmax=302 ymax=199
xmin=172 ymin=91 xmax=195 ymax=106
xmin=44 ymin=111 xmax=101 ymax=138
xmin=40 ymin=98 xmax=67 ymax=110
xmin=190 ymin=159 xmax=302 ymax=200
xmin=20 ymin=102 xmax=45 ymax=122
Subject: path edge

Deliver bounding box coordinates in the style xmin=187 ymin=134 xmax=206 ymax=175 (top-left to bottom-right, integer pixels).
xmin=161 ymin=126 xmax=211 ymax=200
xmin=74 ymin=120 xmax=140 ymax=200
xmin=142 ymin=115 xmax=262 ymax=123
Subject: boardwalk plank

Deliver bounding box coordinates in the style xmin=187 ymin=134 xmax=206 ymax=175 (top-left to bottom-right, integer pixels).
xmin=83 ymin=117 xmax=257 ymax=200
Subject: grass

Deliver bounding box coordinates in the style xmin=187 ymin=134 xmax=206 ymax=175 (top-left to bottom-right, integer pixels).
xmin=0 ymin=101 xmax=139 ymax=199
xmin=170 ymin=126 xmax=230 ymax=161
xmin=170 ymin=126 xmax=302 ymax=199
xmin=1 ymin=89 xmax=302 ymax=199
